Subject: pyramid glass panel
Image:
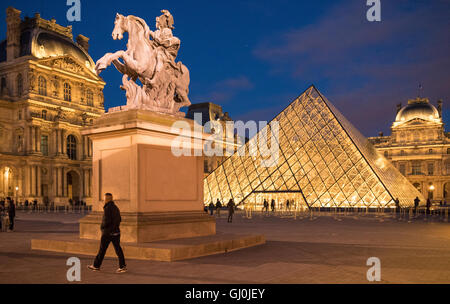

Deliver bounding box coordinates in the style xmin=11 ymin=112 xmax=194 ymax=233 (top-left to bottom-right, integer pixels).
xmin=204 ymin=86 xmax=424 ymax=208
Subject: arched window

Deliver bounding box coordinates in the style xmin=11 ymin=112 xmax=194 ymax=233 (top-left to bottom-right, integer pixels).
xmin=86 ymin=89 xmax=93 ymax=106
xmin=64 ymin=82 xmax=71 ymax=101
xmin=67 ymin=135 xmax=77 ymax=160
xmin=38 ymin=76 xmax=47 ymax=96
xmin=16 ymin=74 xmax=23 ymax=97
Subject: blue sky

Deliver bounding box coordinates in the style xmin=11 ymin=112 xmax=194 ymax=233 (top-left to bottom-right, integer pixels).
xmin=1 ymin=0 xmax=449 ymax=136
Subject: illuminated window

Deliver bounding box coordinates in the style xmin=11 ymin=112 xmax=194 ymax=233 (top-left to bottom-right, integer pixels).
xmin=40 ymin=135 xmax=48 ymax=156
xmin=427 ymin=163 xmax=434 ymax=175
xmin=412 ymin=162 xmax=422 ymax=175
xmin=64 ymin=83 xmax=71 ymax=101
xmin=86 ymin=89 xmax=93 ymax=106
xmin=38 ymin=76 xmax=47 ymax=96
xmin=399 ymin=163 xmax=406 ymax=175
xmin=67 ymin=135 xmax=77 ymax=160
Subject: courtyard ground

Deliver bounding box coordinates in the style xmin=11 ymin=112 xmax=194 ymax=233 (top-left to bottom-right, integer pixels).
xmin=0 ymin=210 xmax=449 ymax=284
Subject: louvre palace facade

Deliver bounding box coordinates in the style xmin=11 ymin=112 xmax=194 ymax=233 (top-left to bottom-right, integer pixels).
xmin=0 ymin=7 xmax=105 ymax=205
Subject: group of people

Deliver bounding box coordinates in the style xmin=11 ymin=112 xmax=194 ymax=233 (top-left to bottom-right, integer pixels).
xmin=262 ymin=199 xmax=295 ymax=213
xmin=0 ymin=197 xmax=15 ymax=232
xmin=206 ymin=199 xmax=236 ymax=223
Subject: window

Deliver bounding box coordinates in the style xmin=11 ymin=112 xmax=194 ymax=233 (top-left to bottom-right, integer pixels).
xmin=40 ymin=135 xmax=48 ymax=156
xmin=414 ymin=131 xmax=420 ymax=142
xmin=1 ymin=77 xmax=6 ymax=95
xmin=42 ymin=110 xmax=47 ymax=120
xmin=18 ymin=110 xmax=22 ymax=120
xmin=446 ymin=163 xmax=450 ymax=175
xmin=447 ymin=148 xmax=450 ymax=154
xmin=400 ymin=150 xmax=406 ymax=156
xmin=428 ymin=149 xmax=433 ymax=154
xmin=412 ymin=162 xmax=422 ymax=175
xmin=384 ymin=151 xmax=389 ymax=158
xmin=86 ymin=89 xmax=93 ymax=106
xmin=16 ymin=74 xmax=22 ymax=97
xmin=66 ymin=135 xmax=77 ymax=160
xmin=428 ymin=163 xmax=434 ymax=175
xmin=64 ymin=83 xmax=71 ymax=101
xmin=399 ymin=163 xmax=406 ymax=175
xmin=38 ymin=76 xmax=47 ymax=96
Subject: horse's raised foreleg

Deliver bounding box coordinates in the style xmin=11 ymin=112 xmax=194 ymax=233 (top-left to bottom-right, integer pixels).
xmin=95 ymin=51 xmax=125 ymax=75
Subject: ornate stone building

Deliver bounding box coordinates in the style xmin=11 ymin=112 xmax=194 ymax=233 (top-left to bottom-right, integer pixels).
xmin=0 ymin=7 xmax=105 ymax=205
xmin=368 ymin=97 xmax=450 ymax=202
xmin=186 ymin=102 xmax=243 ymax=177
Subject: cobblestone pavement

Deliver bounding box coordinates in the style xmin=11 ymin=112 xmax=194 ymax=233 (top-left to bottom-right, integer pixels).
xmin=0 ymin=210 xmax=449 ymax=284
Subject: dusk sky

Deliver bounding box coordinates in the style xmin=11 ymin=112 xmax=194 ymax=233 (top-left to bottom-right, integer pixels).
xmin=1 ymin=0 xmax=448 ymax=137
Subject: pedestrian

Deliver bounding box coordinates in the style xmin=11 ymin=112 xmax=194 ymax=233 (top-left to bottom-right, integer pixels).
xmin=426 ymin=198 xmax=431 ymax=215
xmin=271 ymin=199 xmax=275 ymax=212
xmin=286 ymin=200 xmax=290 ymax=212
xmin=6 ymin=197 xmax=15 ymax=231
xmin=0 ymin=203 xmax=4 ymax=232
xmin=215 ymin=199 xmax=222 ymax=217
xmin=24 ymin=200 xmax=29 ymax=211
xmin=227 ymin=198 xmax=235 ymax=223
xmin=414 ymin=196 xmax=420 ymax=215
xmin=395 ymin=198 xmax=400 ymax=213
xmin=208 ymin=201 xmax=215 ymax=216
xmin=33 ymin=199 xmax=37 ymax=211
xmin=88 ymin=193 xmax=127 ymax=273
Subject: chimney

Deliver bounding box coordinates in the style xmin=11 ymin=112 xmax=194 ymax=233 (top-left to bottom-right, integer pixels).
xmin=76 ymin=34 xmax=90 ymax=52
xmin=378 ymin=131 xmax=384 ymax=137
xmin=6 ymin=7 xmax=22 ymax=62
xmin=437 ymin=99 xmax=443 ymax=118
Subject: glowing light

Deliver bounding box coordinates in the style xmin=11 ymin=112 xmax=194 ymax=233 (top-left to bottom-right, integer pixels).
xmin=4 ymin=167 xmax=10 ymax=179
xmin=429 ymin=185 xmax=435 ymax=191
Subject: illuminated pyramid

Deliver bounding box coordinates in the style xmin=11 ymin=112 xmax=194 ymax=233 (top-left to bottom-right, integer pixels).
xmin=204 ymin=86 xmax=424 ymax=208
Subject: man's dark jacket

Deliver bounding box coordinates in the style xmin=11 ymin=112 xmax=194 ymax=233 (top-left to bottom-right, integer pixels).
xmin=101 ymin=201 xmax=121 ymax=235
xmin=8 ymin=202 xmax=15 ymax=217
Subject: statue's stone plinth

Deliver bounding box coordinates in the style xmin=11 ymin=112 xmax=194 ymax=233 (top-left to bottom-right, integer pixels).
xmin=79 ymin=109 xmax=215 ymax=242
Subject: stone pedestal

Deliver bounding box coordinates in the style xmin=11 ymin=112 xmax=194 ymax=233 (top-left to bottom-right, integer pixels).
xmin=79 ymin=109 xmax=215 ymax=243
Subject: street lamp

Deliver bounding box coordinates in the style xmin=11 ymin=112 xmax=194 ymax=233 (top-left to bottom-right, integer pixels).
xmin=15 ymin=186 xmax=19 ymax=205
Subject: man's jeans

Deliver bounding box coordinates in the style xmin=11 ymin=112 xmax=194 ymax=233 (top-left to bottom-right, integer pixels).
xmin=93 ymin=233 xmax=126 ymax=268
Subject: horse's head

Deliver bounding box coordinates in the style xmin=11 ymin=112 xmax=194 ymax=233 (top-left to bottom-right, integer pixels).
xmin=112 ymin=13 xmax=127 ymax=40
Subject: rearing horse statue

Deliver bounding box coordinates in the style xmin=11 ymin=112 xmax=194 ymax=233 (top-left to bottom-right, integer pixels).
xmin=95 ymin=10 xmax=191 ymax=115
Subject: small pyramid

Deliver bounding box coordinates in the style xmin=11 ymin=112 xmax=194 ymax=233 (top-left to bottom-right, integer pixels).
xmin=204 ymin=86 xmax=424 ymax=208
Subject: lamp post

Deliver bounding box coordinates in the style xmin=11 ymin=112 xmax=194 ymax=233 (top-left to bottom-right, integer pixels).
xmin=15 ymin=186 xmax=19 ymax=206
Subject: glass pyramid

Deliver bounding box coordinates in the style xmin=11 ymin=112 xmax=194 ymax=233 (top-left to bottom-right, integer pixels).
xmin=204 ymin=86 xmax=424 ymax=209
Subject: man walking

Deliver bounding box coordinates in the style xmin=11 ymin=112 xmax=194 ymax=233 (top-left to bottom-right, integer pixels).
xmin=88 ymin=193 xmax=127 ymax=273
xmin=208 ymin=201 xmax=215 ymax=216
xmin=7 ymin=198 xmax=15 ymax=231
xmin=227 ymin=198 xmax=235 ymax=223
xmin=215 ymin=199 xmax=222 ymax=218
xmin=414 ymin=196 xmax=420 ymax=215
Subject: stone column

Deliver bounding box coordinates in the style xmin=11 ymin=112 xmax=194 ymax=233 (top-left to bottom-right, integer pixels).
xmin=31 ymin=126 xmax=36 ymax=153
xmin=62 ymin=130 xmax=67 ymax=156
xmin=53 ymin=167 xmax=57 ymax=198
xmin=62 ymin=167 xmax=66 ymax=197
xmin=31 ymin=165 xmax=36 ymax=196
xmin=37 ymin=165 xmax=42 ymax=197
xmin=36 ymin=127 xmax=41 ymax=153
xmin=54 ymin=129 xmax=59 ymax=156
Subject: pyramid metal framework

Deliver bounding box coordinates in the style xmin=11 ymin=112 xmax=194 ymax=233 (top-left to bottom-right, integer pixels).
xmin=203 ymin=86 xmax=424 ymax=209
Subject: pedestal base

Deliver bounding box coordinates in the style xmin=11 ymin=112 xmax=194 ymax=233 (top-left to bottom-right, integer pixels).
xmin=79 ymin=211 xmax=216 ymax=243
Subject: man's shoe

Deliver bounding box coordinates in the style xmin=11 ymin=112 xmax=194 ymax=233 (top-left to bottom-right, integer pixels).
xmin=87 ymin=265 xmax=100 ymax=271
xmin=116 ymin=267 xmax=127 ymax=273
